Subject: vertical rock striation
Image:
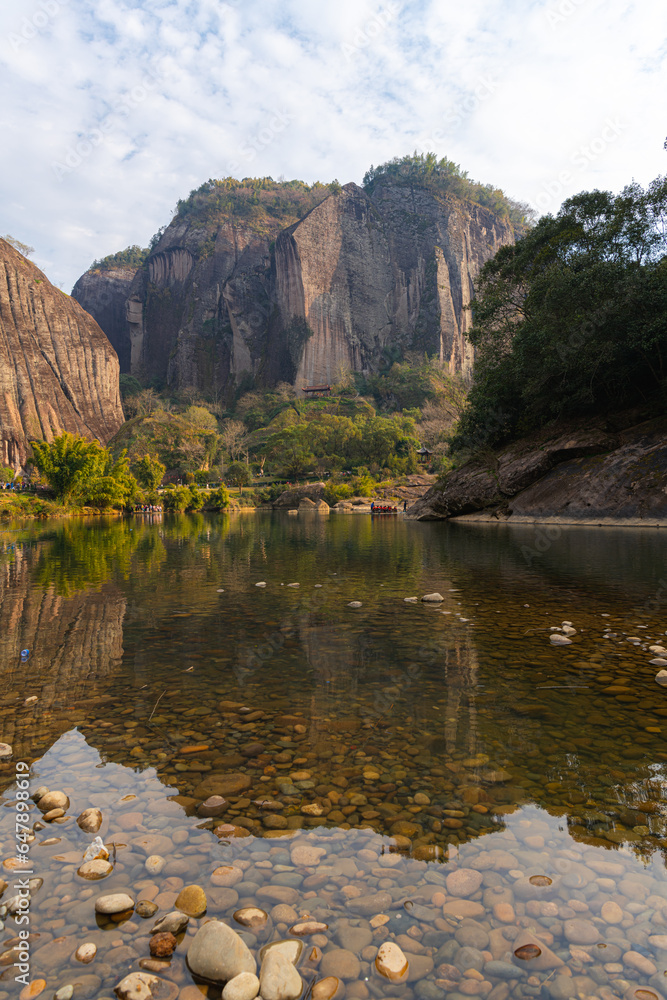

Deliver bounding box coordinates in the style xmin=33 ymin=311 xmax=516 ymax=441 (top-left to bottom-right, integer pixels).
xmin=70 ymin=179 xmax=514 ymax=398
xmin=0 ymin=238 xmax=123 ymax=469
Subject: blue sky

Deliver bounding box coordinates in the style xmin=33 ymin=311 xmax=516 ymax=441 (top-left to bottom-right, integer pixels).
xmin=1 ymin=0 xmax=665 ymax=290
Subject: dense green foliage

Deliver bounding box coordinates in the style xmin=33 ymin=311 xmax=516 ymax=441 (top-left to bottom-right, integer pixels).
xmin=31 ymin=433 xmax=137 ymax=508
xmin=265 ymin=411 xmax=420 ymax=478
xmin=89 ymin=245 xmax=149 ymax=272
xmin=1 ymin=466 xmax=14 ymax=482
xmin=175 ymin=177 xmax=341 ymax=229
xmin=133 ymin=454 xmax=166 ymax=490
xmin=363 ymin=153 xmax=534 ymax=229
xmin=453 ymin=177 xmax=667 ymax=451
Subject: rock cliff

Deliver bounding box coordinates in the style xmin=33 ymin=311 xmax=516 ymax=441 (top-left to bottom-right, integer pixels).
xmin=71 ymin=266 xmax=137 ymax=372
xmin=0 ymin=238 xmax=124 ymax=469
xmin=72 ymin=179 xmax=514 ymax=397
xmin=407 ymin=413 xmax=667 ymax=525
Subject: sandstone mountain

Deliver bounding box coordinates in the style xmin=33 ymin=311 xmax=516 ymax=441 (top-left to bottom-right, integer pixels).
xmin=0 ymin=238 xmax=124 ymax=469
xmin=72 ymin=174 xmax=516 ymax=399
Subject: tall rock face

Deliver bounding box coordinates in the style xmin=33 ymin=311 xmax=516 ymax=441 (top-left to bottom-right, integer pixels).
xmin=0 ymin=239 xmax=124 ymax=469
xmin=71 ymin=266 xmax=138 ymax=372
xmin=71 ymin=180 xmax=514 ymax=397
xmin=274 ymin=182 xmax=513 ymax=386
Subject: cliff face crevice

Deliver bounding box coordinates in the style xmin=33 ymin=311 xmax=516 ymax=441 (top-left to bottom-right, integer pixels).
xmin=0 ymin=239 xmax=124 ymax=469
xmin=71 ymin=181 xmax=514 ymax=397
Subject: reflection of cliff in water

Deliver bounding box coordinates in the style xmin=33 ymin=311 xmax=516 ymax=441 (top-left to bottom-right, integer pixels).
xmin=0 ymin=544 xmax=126 ymax=788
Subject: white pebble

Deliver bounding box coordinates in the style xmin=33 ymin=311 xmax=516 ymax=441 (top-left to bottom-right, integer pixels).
xmin=550 ymin=634 xmax=572 ymax=646
xmin=255 ymin=582 xmax=267 ymax=587
xmin=348 ymin=602 xmax=362 ymax=608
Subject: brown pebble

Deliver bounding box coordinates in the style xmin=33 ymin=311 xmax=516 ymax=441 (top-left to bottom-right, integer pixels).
xmin=150 ymin=932 xmax=177 ymax=958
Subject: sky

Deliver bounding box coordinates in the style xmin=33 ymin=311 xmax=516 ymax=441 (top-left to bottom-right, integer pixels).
xmin=1 ymin=0 xmax=665 ymax=291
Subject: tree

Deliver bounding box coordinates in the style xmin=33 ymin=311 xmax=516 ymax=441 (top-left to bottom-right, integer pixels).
xmin=1 ymin=466 xmax=15 ymax=482
xmin=227 ymin=461 xmax=252 ymax=493
xmin=453 ymin=175 xmax=667 ymax=451
xmin=31 ymin=433 xmax=137 ymax=507
xmin=220 ymin=419 xmax=247 ymax=460
xmin=133 ymin=454 xmax=166 ymax=490
xmin=208 ymin=485 xmax=230 ymax=509
xmin=31 ymin=433 xmax=103 ymax=500
xmin=2 ymin=235 xmax=34 ymax=257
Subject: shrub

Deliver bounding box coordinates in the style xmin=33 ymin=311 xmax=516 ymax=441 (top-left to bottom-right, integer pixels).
xmin=208 ymin=486 xmax=230 ymax=509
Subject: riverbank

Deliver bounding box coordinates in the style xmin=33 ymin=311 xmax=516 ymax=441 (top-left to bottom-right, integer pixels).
xmin=407 ymin=412 xmax=667 ymax=523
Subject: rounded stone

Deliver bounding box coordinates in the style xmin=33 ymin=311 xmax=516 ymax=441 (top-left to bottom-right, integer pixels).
xmin=38 ymin=790 xmax=70 ymax=813
xmin=563 ymin=919 xmax=600 ymax=945
xmin=375 ymin=942 xmax=409 ymax=982
xmin=187 ymin=920 xmax=257 ymax=983
xmin=222 ymin=972 xmax=260 ymax=1000
xmin=260 ymin=949 xmax=303 ymax=1000
xmin=601 ymin=901 xmax=623 ymax=924
xmin=150 ymin=933 xmax=177 ymax=958
xmin=234 ymin=907 xmax=269 ymax=930
xmin=198 ymin=795 xmax=229 ymax=818
xmin=136 ymin=901 xmax=159 ymax=919
xmin=211 ymin=866 xmax=245 ymax=887
xmin=175 ymin=884 xmax=207 ymax=917
xmin=75 ymin=942 xmax=97 ymax=963
xmin=152 ymin=911 xmax=190 ymax=935
xmin=320 ymin=949 xmax=361 ymax=980
xmin=77 ymin=808 xmax=103 ymax=833
xmin=446 ymin=868 xmax=483 ymax=898
xmin=422 ymin=593 xmax=444 ymax=603
xmin=77 ymin=859 xmax=113 ymax=880
xmin=145 ymin=855 xmax=166 ymax=875
xmin=311 ymin=978 xmax=343 ymax=1000
xmin=95 ymin=892 xmax=135 ymax=915
xmin=113 ymin=972 xmax=179 ymax=1000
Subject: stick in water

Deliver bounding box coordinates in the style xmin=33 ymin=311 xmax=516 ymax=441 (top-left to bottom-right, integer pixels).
xmin=148 ymin=690 xmax=167 ymax=723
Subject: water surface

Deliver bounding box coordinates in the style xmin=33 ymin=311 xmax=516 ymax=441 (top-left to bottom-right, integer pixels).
xmin=1 ymin=514 xmax=667 ymax=1000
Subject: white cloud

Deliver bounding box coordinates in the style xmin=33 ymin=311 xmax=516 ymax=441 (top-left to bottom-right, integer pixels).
xmin=0 ymin=0 xmax=664 ymax=290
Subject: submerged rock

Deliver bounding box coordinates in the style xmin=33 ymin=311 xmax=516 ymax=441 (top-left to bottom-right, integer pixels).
xmin=259 ymin=948 xmax=303 ymax=1000
xmin=222 ymin=972 xmax=260 ymax=1000
xmin=76 ymin=808 xmax=103 ymax=833
xmin=375 ymin=941 xmax=409 ymax=982
xmin=187 ymin=920 xmax=257 ymax=982
xmin=114 ymin=972 xmax=178 ymax=1000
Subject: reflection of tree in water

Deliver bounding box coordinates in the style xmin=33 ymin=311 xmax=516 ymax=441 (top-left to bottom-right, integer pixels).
xmin=32 ymin=520 xmax=145 ymax=595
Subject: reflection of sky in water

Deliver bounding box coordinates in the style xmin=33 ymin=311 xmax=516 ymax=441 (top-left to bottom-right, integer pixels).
xmin=3 ymin=729 xmax=667 ymax=999
xmin=1 ymin=515 xmax=667 ymax=997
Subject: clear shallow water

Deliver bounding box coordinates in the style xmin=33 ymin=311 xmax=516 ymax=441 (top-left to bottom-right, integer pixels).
xmin=1 ymin=514 xmax=667 ymax=1000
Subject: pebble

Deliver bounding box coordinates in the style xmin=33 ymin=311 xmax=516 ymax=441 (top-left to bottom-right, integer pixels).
xmin=95 ymin=893 xmax=135 ymax=915
xmin=320 ymin=949 xmax=361 ymax=980
xmin=150 ymin=932 xmax=177 ymax=958
xmin=234 ymin=907 xmax=269 ymax=930
xmin=623 ymin=951 xmax=657 ymax=976
xmin=77 ymin=859 xmax=113 ymax=880
xmin=601 ymin=901 xmax=624 ymax=924
xmin=175 ymin=884 xmax=207 ymax=917
xmin=422 ymin=593 xmax=444 ymax=602
xmin=311 ymin=978 xmax=343 ymax=1000
xmin=76 ymin=808 xmax=103 ymax=833
xmin=152 ymin=910 xmax=190 ymax=935
xmin=291 ymin=845 xmax=326 ymax=866
xmin=550 ymin=634 xmax=572 ymax=645
xmin=145 ymin=856 xmax=166 ymax=875
xmin=187 ymin=919 xmax=257 ymax=982
xmin=37 ymin=790 xmax=69 ymax=813
xmin=290 ymin=920 xmax=328 ymax=936
xmin=75 ymin=943 xmax=97 ymax=963
xmin=113 ymin=971 xmax=178 ymax=999
xmin=446 ymin=869 xmax=484 ymax=898
xmin=136 ymin=901 xmax=159 ymax=918
xmin=375 ymin=941 xmax=409 ymax=982
xmin=0 ymin=743 xmax=13 ymax=758
xmin=222 ymin=972 xmax=261 ymax=1000
xmin=197 ymin=795 xmax=230 ymax=817
xmin=260 ymin=949 xmax=303 ymax=1000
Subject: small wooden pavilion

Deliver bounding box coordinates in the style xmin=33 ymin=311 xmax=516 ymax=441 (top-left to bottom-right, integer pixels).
xmin=301 ymin=385 xmax=331 ymax=397
xmin=417 ymin=446 xmax=433 ymax=465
